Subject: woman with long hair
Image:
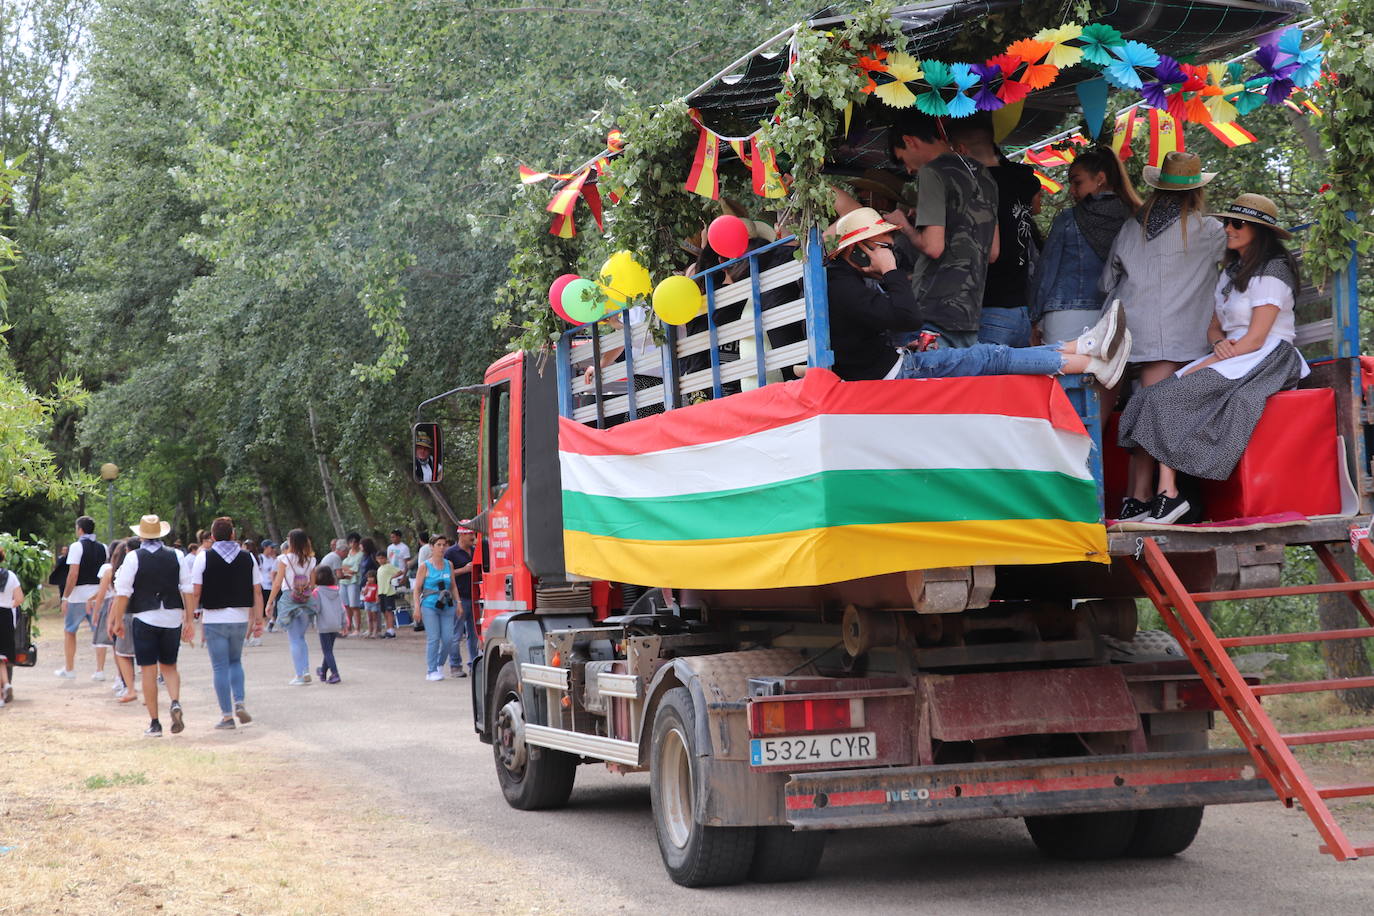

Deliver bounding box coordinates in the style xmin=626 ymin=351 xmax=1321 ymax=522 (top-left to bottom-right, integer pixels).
xmin=265 ymin=528 xmax=317 ymax=685
xmin=94 ymin=539 xmax=142 ymax=703
xmin=1100 ymin=151 xmax=1227 ymax=521
xmin=1118 ymin=194 xmax=1306 ymax=523
xmin=1031 ymin=145 xmax=1141 ymax=344
xmin=411 ymin=533 xmax=457 ymax=681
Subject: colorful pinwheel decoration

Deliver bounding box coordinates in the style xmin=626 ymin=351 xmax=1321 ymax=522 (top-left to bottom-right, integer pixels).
xmin=1103 ymin=40 xmax=1161 ymax=91
xmin=915 ymin=61 xmax=980 ymax=117
xmin=868 ymin=51 xmax=923 ymax=108
xmin=1077 ymin=23 xmax=1125 ymax=66
xmin=1275 ymin=27 xmax=1324 ymax=88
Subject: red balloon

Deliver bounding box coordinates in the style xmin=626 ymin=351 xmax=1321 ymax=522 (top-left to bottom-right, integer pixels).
xmin=549 ymin=273 xmax=583 ymax=324
xmin=707 ymin=215 xmax=750 ymax=259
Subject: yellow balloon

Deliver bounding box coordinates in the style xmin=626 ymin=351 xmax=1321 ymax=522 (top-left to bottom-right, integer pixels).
xmin=598 ymin=251 xmax=653 ymax=306
xmin=652 ymin=275 xmax=704 ymax=325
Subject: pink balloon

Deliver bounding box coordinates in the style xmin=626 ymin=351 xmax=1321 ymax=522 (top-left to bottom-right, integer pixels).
xmin=549 ymin=273 xmax=583 ymax=324
xmin=707 ymin=215 xmax=750 ymax=259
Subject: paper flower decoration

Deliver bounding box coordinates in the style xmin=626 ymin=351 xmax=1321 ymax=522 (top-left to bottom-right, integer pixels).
xmin=1232 ymin=87 xmax=1268 ymax=116
xmin=1103 ymin=41 xmax=1160 ymax=91
xmin=1078 ymin=23 xmax=1124 ymax=66
xmin=1276 ymin=29 xmax=1324 ymax=88
xmin=1034 ymin=24 xmax=1084 ymax=68
xmin=1204 ymin=92 xmax=1238 ymax=124
xmin=987 ymin=53 xmax=1033 ymax=103
xmin=970 ymin=62 xmax=1005 ymax=110
xmin=1140 ymin=54 xmax=1185 ymax=109
xmin=871 ymin=51 xmax=922 ymax=108
xmin=1006 ymin=38 xmax=1059 ymax=88
xmin=1254 ymin=44 xmax=1298 ymax=104
xmin=856 ymin=45 xmax=889 ymax=95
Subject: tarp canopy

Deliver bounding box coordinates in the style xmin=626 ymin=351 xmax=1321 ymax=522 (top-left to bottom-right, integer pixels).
xmin=688 ymin=0 xmax=1309 ymax=166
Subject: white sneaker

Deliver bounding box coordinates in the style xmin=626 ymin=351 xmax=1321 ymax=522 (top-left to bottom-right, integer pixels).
xmin=114 ymin=684 xmax=128 ymax=699
xmin=1075 ymin=299 xmax=1125 ymax=359
xmin=425 ymin=671 xmax=444 ymax=681
xmin=288 ymin=676 xmax=307 ymax=686
xmin=54 ymin=668 xmax=75 ymax=679
xmin=0 ymin=696 xmax=5 ymax=708
xmin=1087 ymin=329 xmax=1132 ymax=389
xmin=91 ymin=671 xmax=106 ymax=682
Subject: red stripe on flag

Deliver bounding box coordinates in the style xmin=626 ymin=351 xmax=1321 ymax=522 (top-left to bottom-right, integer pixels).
xmin=557 ymin=370 xmax=1088 ymax=456
xmin=684 ymin=126 xmax=720 ymax=199
xmin=1110 ymin=109 xmax=1137 ymax=160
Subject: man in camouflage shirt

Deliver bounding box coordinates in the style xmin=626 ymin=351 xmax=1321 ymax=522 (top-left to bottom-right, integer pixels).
xmin=885 ymin=112 xmax=999 ymax=348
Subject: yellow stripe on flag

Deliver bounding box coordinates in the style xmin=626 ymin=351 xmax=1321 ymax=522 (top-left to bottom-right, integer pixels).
xmin=1034 ymin=170 xmax=1062 ymax=194
xmin=684 ymin=126 xmax=721 ymax=199
xmin=1147 ymin=108 xmax=1183 ymax=167
xmin=1204 ymin=121 xmax=1257 ymax=148
xmin=1110 ymin=109 xmax=1137 ymax=160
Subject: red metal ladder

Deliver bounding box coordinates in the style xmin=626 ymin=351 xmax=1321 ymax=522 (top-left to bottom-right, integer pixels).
xmin=1127 ymin=536 xmax=1374 ymax=861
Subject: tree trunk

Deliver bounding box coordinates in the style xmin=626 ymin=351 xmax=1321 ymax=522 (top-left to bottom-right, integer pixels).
xmin=257 ymin=473 xmax=282 ymax=543
xmin=1314 ymin=542 xmax=1374 ymax=711
xmin=1283 ymin=107 xmax=1328 ymax=166
xmin=307 ymin=404 xmax=346 ymax=540
xmin=337 ymin=465 xmax=380 ymax=533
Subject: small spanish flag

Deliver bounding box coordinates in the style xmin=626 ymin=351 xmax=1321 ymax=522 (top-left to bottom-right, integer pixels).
xmin=1034 ymin=170 xmax=1063 ymax=194
xmin=751 ymin=137 xmax=787 ymax=199
xmin=1026 ymin=146 xmax=1073 ymax=168
xmin=1110 ymin=110 xmax=1137 ymax=160
xmin=727 ymin=138 xmax=752 ymax=166
xmin=1147 ymin=108 xmax=1184 ymax=168
xmin=684 ymin=124 xmax=721 ymax=199
xmin=1203 ymin=121 xmax=1257 ymax=148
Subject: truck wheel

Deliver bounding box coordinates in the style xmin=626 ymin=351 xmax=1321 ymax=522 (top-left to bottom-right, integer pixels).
xmin=1025 ymin=811 xmax=1138 ymax=859
xmin=1126 ymin=806 xmax=1204 ymax=857
xmin=749 ymin=827 xmax=826 ymax=882
xmin=650 ymin=687 xmax=756 ymax=887
xmin=491 ymin=662 xmax=577 ymax=810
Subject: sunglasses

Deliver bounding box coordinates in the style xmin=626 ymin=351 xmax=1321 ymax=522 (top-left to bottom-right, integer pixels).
xmin=1223 ymin=218 xmax=1254 ymax=230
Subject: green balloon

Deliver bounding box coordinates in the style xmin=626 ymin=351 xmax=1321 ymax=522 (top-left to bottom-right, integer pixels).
xmin=561 ymin=277 xmax=606 ymax=323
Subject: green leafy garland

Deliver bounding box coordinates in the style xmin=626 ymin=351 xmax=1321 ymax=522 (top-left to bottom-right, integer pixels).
xmin=1307 ymin=0 xmax=1374 ymax=285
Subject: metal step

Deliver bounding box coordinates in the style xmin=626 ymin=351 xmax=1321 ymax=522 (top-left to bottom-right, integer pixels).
xmin=1252 ymin=675 xmax=1374 ymax=697
xmin=1282 ymin=726 xmax=1374 ymax=746
xmin=1318 ymin=844 xmax=1374 ymax=858
xmin=1190 ymin=580 xmax=1374 ymax=603
xmin=1318 ymin=784 xmax=1374 ymax=800
xmin=1219 ymin=627 xmax=1374 ymax=648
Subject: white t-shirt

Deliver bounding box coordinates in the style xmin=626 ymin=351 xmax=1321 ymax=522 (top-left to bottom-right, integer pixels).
xmin=387 ymin=542 xmax=411 ymax=570
xmin=320 ymin=551 xmax=344 ymax=574
xmin=275 ymin=554 xmax=318 ymax=599
xmin=65 ymin=539 xmax=102 ymax=604
xmin=0 ymin=568 xmax=20 ymax=608
xmin=190 ymin=548 xmax=254 ymax=624
xmin=1177 ymin=273 xmax=1311 ymax=381
xmin=417 ymin=544 xmax=433 ymax=568
xmin=258 ymin=553 xmax=276 ymax=588
xmin=112 ymin=543 xmax=191 ymax=628
xmin=96 ymin=563 xmax=112 ymax=606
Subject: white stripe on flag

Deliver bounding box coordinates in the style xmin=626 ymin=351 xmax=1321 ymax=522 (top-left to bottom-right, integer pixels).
xmin=559 ymin=412 xmax=1092 ymax=500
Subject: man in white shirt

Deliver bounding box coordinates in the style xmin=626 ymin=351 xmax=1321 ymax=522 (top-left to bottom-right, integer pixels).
xmin=110 ymin=514 xmax=194 ymax=738
xmin=258 ymin=541 xmax=278 ymax=629
xmin=56 ymin=516 xmax=107 ymax=681
xmin=386 ymin=531 xmax=411 ymax=639
xmin=320 ymin=539 xmax=347 ymax=577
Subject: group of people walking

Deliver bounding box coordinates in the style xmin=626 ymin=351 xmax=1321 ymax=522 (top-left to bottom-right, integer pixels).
xmin=11 ymin=514 xmax=482 ymax=734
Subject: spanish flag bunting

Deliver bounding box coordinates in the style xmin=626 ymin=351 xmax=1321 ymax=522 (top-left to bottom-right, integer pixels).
xmin=547 ymin=167 xmax=589 ymax=217
xmin=594 ymin=157 xmax=621 ymax=204
xmin=728 ymin=138 xmax=752 ymax=166
xmin=1034 ymin=170 xmax=1062 ymax=193
xmin=1147 ymin=108 xmax=1184 ymax=167
xmin=1025 ymin=146 xmax=1073 ymax=167
xmin=519 ymin=164 xmax=572 ymax=184
xmin=1110 ymin=109 xmax=1137 ymax=159
xmin=684 ymin=123 xmax=721 ymax=199
xmin=1204 ymin=121 xmax=1257 ymax=148
xmin=750 ymin=137 xmax=788 ymax=199
xmin=606 ymin=128 xmax=625 ymax=153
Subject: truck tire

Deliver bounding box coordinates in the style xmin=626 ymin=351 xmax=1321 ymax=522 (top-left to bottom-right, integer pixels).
xmin=749 ymin=827 xmax=826 ymax=883
xmin=491 ymin=662 xmax=577 ymax=810
xmin=650 ymin=687 xmax=756 ymax=887
xmin=1025 ymin=811 xmax=1138 ymax=859
xmin=1126 ymin=806 xmax=1204 ymax=857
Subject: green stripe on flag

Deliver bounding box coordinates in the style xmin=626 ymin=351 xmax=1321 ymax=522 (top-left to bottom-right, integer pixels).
xmin=562 ymin=467 xmax=1099 ymax=541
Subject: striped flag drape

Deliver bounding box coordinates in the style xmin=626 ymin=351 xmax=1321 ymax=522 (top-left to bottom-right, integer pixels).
xmin=558 ymin=371 xmax=1108 ymax=589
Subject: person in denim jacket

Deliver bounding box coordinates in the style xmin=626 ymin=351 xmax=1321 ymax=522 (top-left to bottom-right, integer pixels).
xmin=1030 ymin=147 xmax=1140 ymax=346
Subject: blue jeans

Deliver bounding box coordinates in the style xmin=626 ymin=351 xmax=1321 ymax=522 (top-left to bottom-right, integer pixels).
xmin=978 ymin=307 xmax=1032 ymax=348
xmin=450 ymin=598 xmax=478 ymax=669
xmin=204 ymin=622 xmax=247 ymax=716
xmin=421 ymin=604 xmax=456 ymax=674
xmin=286 ymin=614 xmax=310 ymax=677
xmin=898 ymin=343 xmax=1064 ymax=379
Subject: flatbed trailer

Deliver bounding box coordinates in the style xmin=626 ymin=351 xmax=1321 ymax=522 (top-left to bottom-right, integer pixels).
xmin=419 ymin=0 xmax=1374 ymax=886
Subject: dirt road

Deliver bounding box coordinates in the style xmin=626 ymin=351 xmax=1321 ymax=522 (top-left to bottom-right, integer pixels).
xmin=6 ymin=624 xmax=1371 ymax=914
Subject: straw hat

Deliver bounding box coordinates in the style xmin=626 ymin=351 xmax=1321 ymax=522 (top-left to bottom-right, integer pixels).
xmin=831 ymin=207 xmax=901 ymax=255
xmin=1212 ymin=192 xmax=1292 ymax=240
xmin=845 ymin=168 xmax=916 ymax=207
xmin=1142 ymin=151 xmax=1217 ymax=191
xmin=415 ymin=429 xmax=433 ymax=448
xmin=130 ymin=514 xmax=171 ymax=539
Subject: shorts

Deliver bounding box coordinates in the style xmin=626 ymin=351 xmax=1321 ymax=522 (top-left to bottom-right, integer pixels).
xmin=379 ymin=594 xmax=396 ymax=613
xmin=363 ymin=601 xmax=380 ymax=613
xmin=92 ymin=600 xmax=114 ymax=648
xmin=63 ymin=600 xmax=91 ymax=634
xmin=131 ymin=617 xmax=181 ymax=667
xmin=341 ymin=583 xmax=362 ymax=607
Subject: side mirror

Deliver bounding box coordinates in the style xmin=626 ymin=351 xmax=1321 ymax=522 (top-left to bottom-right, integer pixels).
xmin=413 ymin=422 xmax=442 ymax=483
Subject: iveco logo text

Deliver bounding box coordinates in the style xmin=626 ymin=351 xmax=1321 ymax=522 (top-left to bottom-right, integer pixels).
xmin=887 ymin=788 xmax=931 ymax=802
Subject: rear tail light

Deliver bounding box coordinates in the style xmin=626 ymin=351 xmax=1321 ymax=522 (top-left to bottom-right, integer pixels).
xmin=749 ymin=697 xmax=866 ymax=736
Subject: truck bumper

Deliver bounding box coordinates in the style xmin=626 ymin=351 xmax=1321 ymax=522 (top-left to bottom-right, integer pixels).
xmin=784 ymin=749 xmax=1271 ymax=830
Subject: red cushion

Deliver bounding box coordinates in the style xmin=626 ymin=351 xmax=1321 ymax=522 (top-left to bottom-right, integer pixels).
xmin=1200 ymin=388 xmax=1340 ymax=521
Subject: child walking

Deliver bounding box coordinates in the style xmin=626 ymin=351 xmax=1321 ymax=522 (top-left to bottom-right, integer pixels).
xmin=313 ymin=566 xmax=344 ymax=683
xmin=361 ymin=571 xmax=381 ymax=638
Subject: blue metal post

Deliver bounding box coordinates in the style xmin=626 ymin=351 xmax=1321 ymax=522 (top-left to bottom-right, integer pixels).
xmin=802 ymin=227 xmax=833 ymax=369
xmin=661 ymin=323 xmax=680 ymax=410
xmin=620 ymin=309 xmax=637 ymax=420
xmin=705 ymin=273 xmax=724 ymax=399
xmin=748 ymin=251 xmax=767 ymax=386
xmin=555 ymin=332 xmax=574 ymax=419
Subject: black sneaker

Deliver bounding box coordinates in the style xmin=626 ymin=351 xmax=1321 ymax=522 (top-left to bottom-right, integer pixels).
xmin=215 ymin=716 xmax=237 ymax=730
xmin=1150 ymin=492 xmax=1192 ymax=525
xmin=144 ymin=719 xmax=163 ymax=738
xmin=169 ymin=701 xmax=185 ymax=734
xmin=1117 ymin=497 xmax=1152 ymax=522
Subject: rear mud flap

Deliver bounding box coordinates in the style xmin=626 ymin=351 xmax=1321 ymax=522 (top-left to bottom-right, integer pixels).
xmin=784 ymin=749 xmax=1271 ymax=830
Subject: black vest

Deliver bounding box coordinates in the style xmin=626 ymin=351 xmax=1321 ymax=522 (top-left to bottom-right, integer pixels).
xmin=201 ymin=549 xmax=256 ymax=609
xmin=128 ymin=547 xmax=184 ymax=613
xmin=74 ymin=539 xmax=107 ymax=588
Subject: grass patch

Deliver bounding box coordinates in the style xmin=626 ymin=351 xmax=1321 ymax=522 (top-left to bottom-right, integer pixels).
xmin=82 ymin=771 xmax=150 ymax=790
